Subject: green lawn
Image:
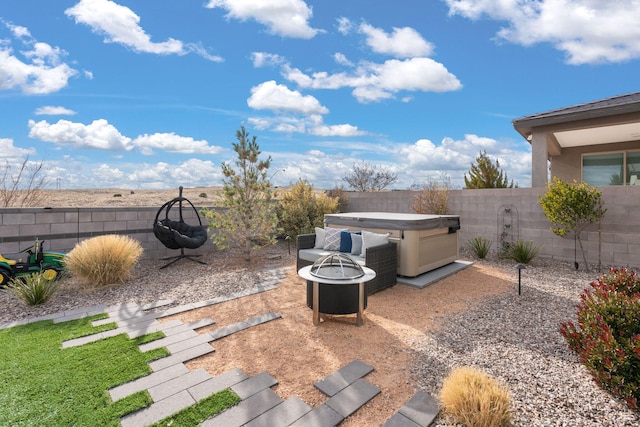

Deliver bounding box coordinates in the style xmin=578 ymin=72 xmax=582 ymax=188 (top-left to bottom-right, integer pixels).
xmin=0 ymin=316 xmax=239 ymax=426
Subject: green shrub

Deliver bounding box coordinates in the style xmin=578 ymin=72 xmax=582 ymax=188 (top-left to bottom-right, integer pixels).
xmin=277 ymin=179 xmax=339 ymax=241
xmin=65 ymin=234 xmax=143 ymax=288
xmin=439 ymin=366 xmax=512 ymax=427
xmin=560 ymin=267 xmax=640 ymax=410
xmin=5 ymin=272 xmax=59 ymax=306
xmin=467 ymin=236 xmax=491 ymax=259
xmin=501 ymin=239 xmax=541 ymax=264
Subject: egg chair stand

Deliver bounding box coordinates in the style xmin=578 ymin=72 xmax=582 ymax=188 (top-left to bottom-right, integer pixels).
xmin=153 ymin=186 xmax=208 ymax=269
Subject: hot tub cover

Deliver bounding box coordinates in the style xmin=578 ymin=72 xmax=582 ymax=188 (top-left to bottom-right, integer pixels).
xmin=324 ymin=212 xmax=460 ymax=231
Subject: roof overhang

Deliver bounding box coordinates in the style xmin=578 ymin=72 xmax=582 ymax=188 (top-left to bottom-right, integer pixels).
xmin=513 ymin=92 xmax=640 ymax=150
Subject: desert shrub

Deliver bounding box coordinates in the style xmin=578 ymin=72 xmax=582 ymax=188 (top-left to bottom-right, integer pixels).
xmin=560 ymin=267 xmax=640 ymax=410
xmin=65 ymin=234 xmax=143 ymax=288
xmin=467 ymin=236 xmax=491 ymax=259
xmin=277 ymin=179 xmax=339 ymax=241
xmin=501 ymin=239 xmax=541 ymax=264
xmin=325 ymin=185 xmax=349 ymax=212
xmin=413 ymin=174 xmax=452 ymax=214
xmin=5 ymin=272 xmax=59 ymax=306
xmin=439 ymin=366 xmax=512 ymax=427
xmin=199 ymin=192 xmax=207 ymax=198
xmin=113 ymin=193 xmax=122 ymax=197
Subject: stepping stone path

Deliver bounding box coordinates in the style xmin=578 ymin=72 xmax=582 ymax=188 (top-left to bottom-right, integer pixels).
xmin=5 ymin=270 xmax=441 ymax=426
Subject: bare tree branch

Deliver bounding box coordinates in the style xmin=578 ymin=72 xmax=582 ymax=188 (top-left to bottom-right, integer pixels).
xmin=342 ymin=161 xmax=398 ymax=192
xmin=0 ymin=156 xmax=50 ymax=207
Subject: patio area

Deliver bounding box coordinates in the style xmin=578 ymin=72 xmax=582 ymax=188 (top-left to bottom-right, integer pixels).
xmin=2 ymin=240 xmax=638 ymax=425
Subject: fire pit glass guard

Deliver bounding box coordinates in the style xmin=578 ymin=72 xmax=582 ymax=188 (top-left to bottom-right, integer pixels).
xmin=310 ymin=253 xmax=365 ymax=280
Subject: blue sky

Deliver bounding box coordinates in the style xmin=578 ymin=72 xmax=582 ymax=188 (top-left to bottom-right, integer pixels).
xmin=1 ymin=0 xmax=640 ymax=190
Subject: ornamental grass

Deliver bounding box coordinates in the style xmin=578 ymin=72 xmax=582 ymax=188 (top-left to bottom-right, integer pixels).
xmin=439 ymin=366 xmax=512 ymax=427
xmin=65 ymin=234 xmax=143 ymax=288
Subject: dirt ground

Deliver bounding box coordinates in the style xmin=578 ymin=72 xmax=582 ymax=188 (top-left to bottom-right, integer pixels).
xmin=163 ymin=262 xmax=513 ymax=426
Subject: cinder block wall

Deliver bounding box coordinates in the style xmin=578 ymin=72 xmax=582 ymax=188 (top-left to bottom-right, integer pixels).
xmin=2 ymin=187 xmax=638 ymax=268
xmin=346 ymin=187 xmax=640 ymax=269
xmin=0 ymin=206 xmax=215 ymax=259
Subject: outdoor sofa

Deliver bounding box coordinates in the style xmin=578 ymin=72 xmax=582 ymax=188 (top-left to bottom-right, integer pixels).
xmin=296 ymin=230 xmax=397 ymax=295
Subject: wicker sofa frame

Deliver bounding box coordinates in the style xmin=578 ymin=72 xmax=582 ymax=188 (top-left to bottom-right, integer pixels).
xmin=296 ymin=233 xmax=397 ymax=295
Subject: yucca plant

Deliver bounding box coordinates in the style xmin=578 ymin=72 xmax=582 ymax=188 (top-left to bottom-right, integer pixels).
xmin=501 ymin=239 xmax=541 ymax=264
xmin=5 ymin=272 xmax=59 ymax=306
xmin=467 ymin=236 xmax=491 ymax=259
xmin=65 ymin=234 xmax=143 ymax=288
xmin=439 ymin=366 xmax=512 ymax=427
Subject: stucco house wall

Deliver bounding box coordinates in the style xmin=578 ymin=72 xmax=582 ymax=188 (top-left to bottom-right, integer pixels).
xmin=551 ymin=140 xmax=640 ymax=183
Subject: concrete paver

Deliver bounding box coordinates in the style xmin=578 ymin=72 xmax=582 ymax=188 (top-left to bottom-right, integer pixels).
xmin=325 ymin=378 xmax=380 ymax=419
xmin=137 ymin=329 xmax=199 ymax=352
xmin=201 ymin=388 xmax=283 ymax=427
xmin=231 ymin=371 xmax=278 ymax=399
xmin=397 ymin=391 xmax=440 ymax=426
xmin=109 ymin=363 xmax=189 ymax=401
xmin=148 ymin=367 xmax=212 ymax=401
xmin=314 ymin=359 xmax=374 ymax=397
xmin=148 ymin=342 xmax=214 ymax=371
xmin=188 ymin=368 xmax=248 ymax=401
xmin=120 ymin=389 xmax=195 ymax=427
xmin=290 ymin=403 xmax=344 ymax=427
xmin=243 ymin=396 xmax=311 ymax=427
xmin=382 ymin=413 xmax=423 ymax=427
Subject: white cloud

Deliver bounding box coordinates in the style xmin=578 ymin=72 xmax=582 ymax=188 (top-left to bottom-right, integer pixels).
xmin=358 ymin=22 xmax=434 ymax=58
xmin=0 ymin=23 xmax=78 ymax=94
xmin=336 ymin=17 xmax=353 ymax=35
xmin=248 ymin=80 xmax=329 ymax=114
xmin=0 ymin=138 xmax=35 ymax=158
xmin=445 ymin=0 xmax=640 ymax=64
xmin=28 ymin=118 xmax=134 ymax=151
xmin=35 ymin=106 xmax=77 ymax=116
xmin=251 ymin=52 xmax=286 ymax=68
xmin=127 ymin=159 xmax=220 ymax=188
xmin=206 ymin=0 xmax=319 ymax=39
xmin=248 ymin=113 xmax=365 ymax=137
xmin=133 ymin=133 xmax=223 ymax=155
xmin=28 ymin=118 xmax=225 ymax=156
xmin=396 ymin=133 xmax=530 ymax=186
xmin=65 ymin=0 xmax=223 ymax=61
xmin=284 ymin=57 xmax=462 ymax=103
xmin=333 ymin=52 xmax=354 ymax=67
xmin=309 ymin=124 xmax=365 ymax=137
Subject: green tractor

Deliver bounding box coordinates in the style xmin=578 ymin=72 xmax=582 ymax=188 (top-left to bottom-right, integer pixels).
xmin=0 ymin=239 xmax=66 ymax=287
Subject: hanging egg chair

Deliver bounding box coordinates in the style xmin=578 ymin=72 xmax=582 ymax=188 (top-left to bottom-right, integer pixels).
xmin=153 ymin=186 xmax=208 ymax=268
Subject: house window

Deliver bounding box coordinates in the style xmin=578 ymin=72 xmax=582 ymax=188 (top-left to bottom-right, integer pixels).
xmin=626 ymin=152 xmax=640 ymax=185
xmin=582 ymin=153 xmax=624 ymax=186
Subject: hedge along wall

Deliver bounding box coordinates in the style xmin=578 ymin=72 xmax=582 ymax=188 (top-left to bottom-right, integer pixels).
xmin=345 ymin=186 xmax=640 ymax=269
xmin=0 ymin=206 xmax=217 ymax=259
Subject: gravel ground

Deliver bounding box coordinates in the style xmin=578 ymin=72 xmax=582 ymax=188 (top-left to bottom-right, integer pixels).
xmin=415 ymin=256 xmax=640 ymax=426
xmin=2 ymin=243 xmax=638 ymax=426
xmin=0 ymin=242 xmax=296 ymax=325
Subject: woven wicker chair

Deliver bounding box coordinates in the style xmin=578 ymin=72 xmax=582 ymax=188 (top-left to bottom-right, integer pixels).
xmin=296 ymin=233 xmax=397 ymax=295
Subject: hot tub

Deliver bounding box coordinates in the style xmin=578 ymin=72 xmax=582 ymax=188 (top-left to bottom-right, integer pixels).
xmin=324 ymin=212 xmax=460 ymax=277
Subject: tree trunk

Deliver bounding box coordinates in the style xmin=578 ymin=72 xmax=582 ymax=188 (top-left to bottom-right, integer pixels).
xmin=244 ymin=237 xmax=252 ymax=263
xmin=576 ymin=233 xmax=590 ymax=273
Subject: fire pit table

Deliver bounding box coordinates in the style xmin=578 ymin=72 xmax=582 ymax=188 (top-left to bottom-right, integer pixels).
xmin=297 ymin=253 xmax=376 ymax=326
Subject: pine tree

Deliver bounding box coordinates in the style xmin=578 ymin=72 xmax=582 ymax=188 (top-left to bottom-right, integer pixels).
xmin=464 ymin=150 xmax=513 ymax=189
xmin=201 ymin=127 xmax=279 ymax=262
